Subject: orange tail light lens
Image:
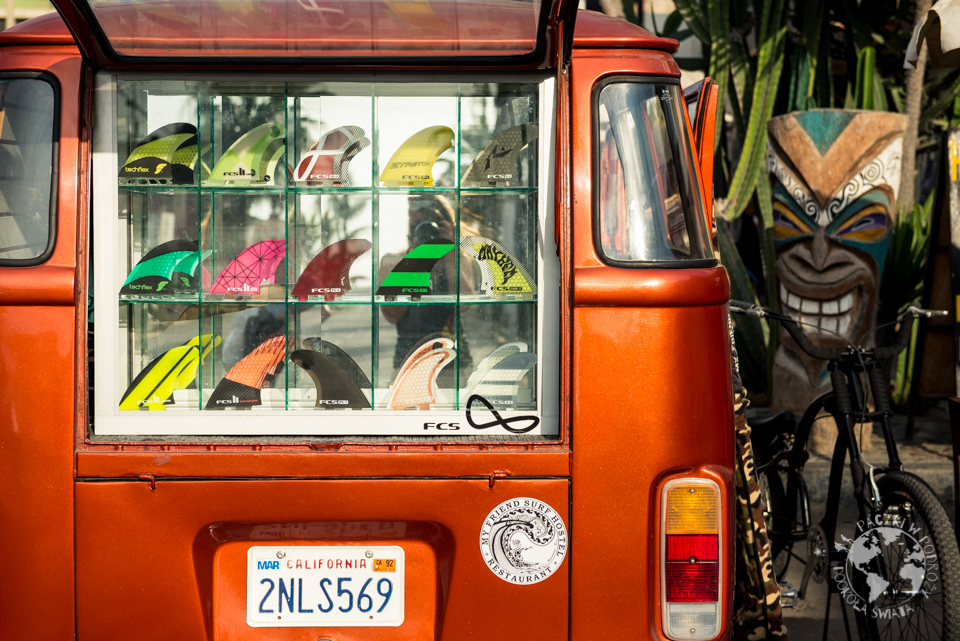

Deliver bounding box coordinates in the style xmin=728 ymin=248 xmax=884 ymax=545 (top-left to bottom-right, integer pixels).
xmin=662 ymin=480 xmax=721 ymax=640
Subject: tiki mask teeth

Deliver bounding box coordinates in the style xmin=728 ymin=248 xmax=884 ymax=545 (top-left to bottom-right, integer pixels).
xmin=779 ymin=283 xmax=857 ymax=337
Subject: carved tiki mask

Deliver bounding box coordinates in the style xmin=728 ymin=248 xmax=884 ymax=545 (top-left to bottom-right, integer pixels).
xmin=767 ymin=110 xmax=906 ymax=410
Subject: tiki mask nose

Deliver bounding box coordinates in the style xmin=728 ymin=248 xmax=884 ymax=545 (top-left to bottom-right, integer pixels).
xmin=811 ymin=229 xmax=829 ymax=270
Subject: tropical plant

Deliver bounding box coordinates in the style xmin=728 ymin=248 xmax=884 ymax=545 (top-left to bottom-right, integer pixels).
xmin=881 ymin=194 xmax=935 ymax=406
xmin=630 ymin=0 xmax=959 ymax=397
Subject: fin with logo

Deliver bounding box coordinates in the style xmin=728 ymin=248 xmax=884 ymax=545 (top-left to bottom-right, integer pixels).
xmin=206 ymin=335 xmax=286 ymax=409
xmin=292 ymin=239 xmax=371 ymax=301
xmin=294 ymin=126 xmax=370 ymax=187
xmin=119 ymin=341 xmax=202 ymax=411
xmin=290 ymin=350 xmax=371 ymax=409
xmin=462 ymin=124 xmax=538 ymax=187
xmin=120 ymin=239 xmax=199 ymax=296
xmin=205 ymin=122 xmax=286 ymax=186
xmin=392 ymin=336 xmax=454 ymax=386
xmin=378 ymin=126 xmax=454 ymax=187
xmin=171 ymin=141 xmax=213 ymax=182
xmin=464 ymin=342 xmax=528 ymax=390
xmin=387 ymin=346 xmax=456 ymax=410
xmin=375 ymin=238 xmax=455 ymax=299
xmin=119 ymin=123 xmax=198 ymax=185
xmin=170 ymin=248 xmax=212 ymax=293
xmin=209 ymin=239 xmax=286 ymax=296
xmin=460 ymin=236 xmax=536 ymax=299
xmin=174 ymin=334 xmax=221 ymax=389
xmin=466 ymin=352 xmax=537 ymax=410
xmin=300 ymin=338 xmax=372 ymax=390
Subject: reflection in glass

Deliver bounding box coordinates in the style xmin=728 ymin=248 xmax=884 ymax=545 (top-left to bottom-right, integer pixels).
xmin=597 ymin=82 xmax=711 ymax=263
xmin=0 ymin=78 xmax=55 ymax=262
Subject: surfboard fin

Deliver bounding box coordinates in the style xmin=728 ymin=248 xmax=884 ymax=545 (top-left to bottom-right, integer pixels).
xmin=209 ymin=239 xmax=286 ymax=296
xmin=300 ymin=338 xmax=372 ymax=390
xmin=387 ymin=345 xmax=456 ymax=410
xmin=376 ymin=238 xmax=455 ymax=300
xmin=170 ymin=248 xmax=212 ymax=293
xmin=294 ymin=126 xmax=370 ymax=187
xmin=392 ymin=336 xmax=454 ymax=387
xmin=119 ymin=334 xmax=221 ymax=411
xmin=460 ymin=236 xmax=536 ymax=299
xmin=462 ymin=124 xmax=538 ymax=188
xmin=292 ymin=239 xmax=371 ymax=301
xmin=379 ymin=126 xmax=454 ymax=187
xmin=119 ymin=123 xmax=198 ymax=185
xmin=205 ymin=122 xmax=286 ymax=186
xmin=175 ymin=334 xmax=221 ymax=389
xmin=464 ymin=342 xmax=528 ymax=390
xmin=290 ymin=350 xmax=370 ymax=409
xmin=120 ymin=239 xmax=199 ymax=296
xmin=206 ymin=335 xmax=286 ymax=409
xmin=466 ymin=352 xmax=537 ymax=410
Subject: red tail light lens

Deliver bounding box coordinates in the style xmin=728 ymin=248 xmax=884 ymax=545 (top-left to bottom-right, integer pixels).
xmin=666 ymin=534 xmax=719 ymax=562
xmin=665 ymin=562 xmax=720 ymax=601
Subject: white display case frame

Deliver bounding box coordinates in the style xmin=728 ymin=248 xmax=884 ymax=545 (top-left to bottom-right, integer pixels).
xmin=91 ymin=72 xmax=559 ymax=438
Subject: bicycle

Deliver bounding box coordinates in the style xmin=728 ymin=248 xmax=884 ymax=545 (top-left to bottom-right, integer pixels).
xmin=730 ymin=300 xmax=960 ymax=641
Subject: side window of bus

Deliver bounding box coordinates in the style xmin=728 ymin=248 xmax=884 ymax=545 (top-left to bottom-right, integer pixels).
xmin=595 ymin=80 xmax=712 ymax=266
xmin=0 ymin=74 xmax=59 ymax=266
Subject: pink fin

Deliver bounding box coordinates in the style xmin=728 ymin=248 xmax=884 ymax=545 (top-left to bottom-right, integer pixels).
xmin=209 ymin=240 xmax=286 ymax=295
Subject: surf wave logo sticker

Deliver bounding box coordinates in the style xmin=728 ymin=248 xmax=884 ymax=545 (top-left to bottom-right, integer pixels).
xmin=833 ymin=513 xmax=940 ymax=619
xmin=479 ymin=498 xmax=567 ymax=585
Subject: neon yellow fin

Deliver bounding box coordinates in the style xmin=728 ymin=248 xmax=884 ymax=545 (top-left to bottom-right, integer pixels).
xmin=379 ymin=126 xmax=454 ymax=187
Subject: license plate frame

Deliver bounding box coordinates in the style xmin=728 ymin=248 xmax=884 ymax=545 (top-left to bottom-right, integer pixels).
xmin=246 ymin=545 xmax=405 ymax=628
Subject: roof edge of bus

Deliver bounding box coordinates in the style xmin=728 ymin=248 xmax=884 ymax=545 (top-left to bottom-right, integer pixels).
xmin=4 ymin=10 xmax=680 ymax=55
xmin=0 ymin=12 xmax=75 ymax=46
xmin=573 ymin=10 xmax=679 ymax=52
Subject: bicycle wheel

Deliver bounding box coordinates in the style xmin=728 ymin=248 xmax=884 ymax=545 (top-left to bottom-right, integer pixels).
xmin=848 ymin=471 xmax=960 ymax=641
xmin=758 ymin=467 xmax=792 ymax=578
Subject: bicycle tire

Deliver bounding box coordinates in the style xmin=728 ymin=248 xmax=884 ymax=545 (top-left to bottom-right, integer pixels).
xmin=758 ymin=467 xmax=792 ymax=578
xmin=849 ymin=471 xmax=960 ymax=641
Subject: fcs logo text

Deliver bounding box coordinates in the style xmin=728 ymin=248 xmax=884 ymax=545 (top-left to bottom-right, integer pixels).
xmin=423 ymin=422 xmax=460 ymax=430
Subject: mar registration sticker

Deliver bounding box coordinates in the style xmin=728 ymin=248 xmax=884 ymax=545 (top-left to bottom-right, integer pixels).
xmin=479 ymin=497 xmax=567 ymax=584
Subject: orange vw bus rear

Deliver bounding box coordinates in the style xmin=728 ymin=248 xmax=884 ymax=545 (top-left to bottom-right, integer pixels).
xmin=0 ymin=3 xmax=731 ymax=639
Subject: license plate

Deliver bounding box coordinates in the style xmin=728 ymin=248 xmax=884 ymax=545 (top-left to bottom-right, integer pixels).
xmin=246 ymin=546 xmax=405 ymax=627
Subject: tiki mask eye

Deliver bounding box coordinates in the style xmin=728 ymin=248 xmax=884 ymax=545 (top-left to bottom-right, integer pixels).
xmin=773 ymin=201 xmax=813 ymax=240
xmin=834 ymin=204 xmax=889 ymax=242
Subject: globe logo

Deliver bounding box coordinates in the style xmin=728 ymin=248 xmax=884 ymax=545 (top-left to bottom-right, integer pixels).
xmin=834 ymin=522 xmax=938 ymax=618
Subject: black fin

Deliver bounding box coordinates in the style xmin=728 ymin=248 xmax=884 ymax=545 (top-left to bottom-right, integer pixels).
xmin=300 ymin=338 xmax=372 ymax=389
xmin=290 ymin=350 xmax=370 ymax=409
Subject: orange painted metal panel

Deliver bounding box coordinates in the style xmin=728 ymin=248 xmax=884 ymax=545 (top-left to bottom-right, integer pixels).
xmin=77 ymin=450 xmax=570 ymax=479
xmin=76 ymin=478 xmax=569 ymax=641
xmin=573 ymin=265 xmax=729 ymax=307
xmin=0 ymin=47 xmax=82 ymax=640
xmin=0 ymin=308 xmax=77 ymax=640
xmin=568 ymin=49 xmax=734 ymax=640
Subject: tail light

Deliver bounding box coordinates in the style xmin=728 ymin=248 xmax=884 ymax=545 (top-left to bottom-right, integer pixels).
xmin=661 ymin=478 xmax=721 ymax=640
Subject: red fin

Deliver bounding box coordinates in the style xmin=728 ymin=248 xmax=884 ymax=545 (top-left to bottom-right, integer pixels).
xmin=292 ymin=239 xmax=371 ymax=301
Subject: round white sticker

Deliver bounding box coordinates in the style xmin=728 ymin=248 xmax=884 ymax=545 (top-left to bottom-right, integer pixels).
xmin=479 ymin=497 xmax=568 ymax=584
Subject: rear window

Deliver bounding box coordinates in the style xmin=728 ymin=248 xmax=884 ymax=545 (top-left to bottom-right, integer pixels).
xmin=595 ymin=79 xmax=712 ymax=266
xmin=0 ymin=75 xmax=58 ymax=266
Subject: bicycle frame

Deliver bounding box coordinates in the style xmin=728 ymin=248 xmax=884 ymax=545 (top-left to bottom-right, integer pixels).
xmin=770 ymin=355 xmax=906 ymax=588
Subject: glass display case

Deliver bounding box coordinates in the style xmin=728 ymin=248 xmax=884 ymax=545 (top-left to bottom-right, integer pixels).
xmin=92 ymin=74 xmax=558 ymax=437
